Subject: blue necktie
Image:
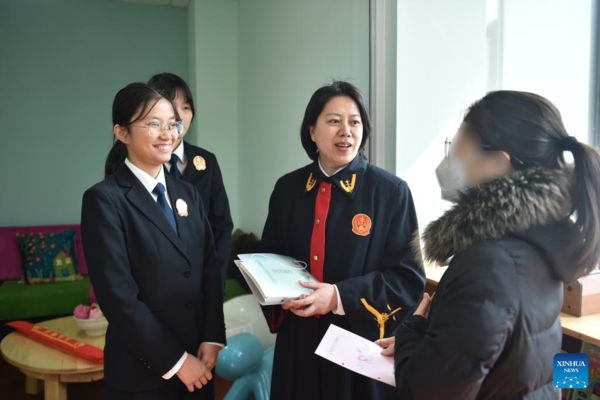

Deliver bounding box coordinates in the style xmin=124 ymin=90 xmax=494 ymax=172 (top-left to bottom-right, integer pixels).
xmin=153 ymin=183 xmax=178 ymax=235
xmin=169 ymin=154 xmax=181 ymax=179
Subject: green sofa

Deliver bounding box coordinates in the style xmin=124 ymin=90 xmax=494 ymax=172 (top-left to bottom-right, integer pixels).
xmin=0 ymin=276 xmax=91 ymax=321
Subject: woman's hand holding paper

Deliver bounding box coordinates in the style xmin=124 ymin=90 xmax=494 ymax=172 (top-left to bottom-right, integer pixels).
xmin=376 ymin=337 xmax=396 ymax=356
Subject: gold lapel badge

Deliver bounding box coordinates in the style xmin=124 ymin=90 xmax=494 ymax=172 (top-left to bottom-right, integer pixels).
xmin=306 ymin=172 xmax=317 ymax=192
xmin=175 ymin=199 xmax=189 ymax=217
xmin=361 ymin=298 xmax=402 ymax=340
xmin=340 ymin=174 xmax=356 ymax=193
xmin=193 ymin=156 xmax=206 ymax=171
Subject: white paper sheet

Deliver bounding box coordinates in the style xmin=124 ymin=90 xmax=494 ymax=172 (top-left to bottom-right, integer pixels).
xmin=315 ymin=324 xmax=396 ymax=387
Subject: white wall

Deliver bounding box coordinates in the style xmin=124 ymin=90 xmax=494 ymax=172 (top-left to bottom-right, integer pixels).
xmin=395 ymin=0 xmax=594 ymax=232
xmin=396 ymin=0 xmax=488 ymax=231
xmin=499 ymin=0 xmax=594 ymax=143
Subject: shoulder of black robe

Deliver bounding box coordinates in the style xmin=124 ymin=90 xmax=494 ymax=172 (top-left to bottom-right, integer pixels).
xmin=258 ymin=163 xmax=309 ymax=332
xmin=259 ymin=155 xmax=425 ymax=337
xmin=182 ymin=141 xmax=233 ymax=297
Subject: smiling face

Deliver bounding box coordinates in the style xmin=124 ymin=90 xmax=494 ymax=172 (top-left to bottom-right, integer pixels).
xmin=114 ymin=98 xmax=178 ymax=177
xmin=172 ymin=88 xmax=193 ymax=150
xmin=309 ymin=96 xmax=363 ymax=175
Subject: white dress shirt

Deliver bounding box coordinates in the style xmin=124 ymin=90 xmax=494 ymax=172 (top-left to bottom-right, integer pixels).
xmin=124 ymin=158 xmax=224 ymax=380
xmin=317 ymin=157 xmax=347 ymax=316
xmin=125 ymin=158 xmax=172 ymax=207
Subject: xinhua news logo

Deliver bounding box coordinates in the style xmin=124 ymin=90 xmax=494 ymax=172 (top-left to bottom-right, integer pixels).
xmin=553 ymin=353 xmax=589 ymax=389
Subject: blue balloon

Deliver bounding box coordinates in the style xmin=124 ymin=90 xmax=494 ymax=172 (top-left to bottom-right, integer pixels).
xmin=216 ymin=333 xmax=274 ymax=400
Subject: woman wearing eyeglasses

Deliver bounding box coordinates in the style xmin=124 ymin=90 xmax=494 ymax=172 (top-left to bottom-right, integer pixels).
xmin=379 ymin=91 xmax=600 ymax=399
xmin=81 ymin=82 xmax=225 ymax=400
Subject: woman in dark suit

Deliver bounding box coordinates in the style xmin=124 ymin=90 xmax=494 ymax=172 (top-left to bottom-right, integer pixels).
xmin=260 ymin=81 xmax=426 ymax=400
xmin=148 ymin=73 xmax=233 ymax=298
xmin=81 ymin=83 xmax=226 ymax=400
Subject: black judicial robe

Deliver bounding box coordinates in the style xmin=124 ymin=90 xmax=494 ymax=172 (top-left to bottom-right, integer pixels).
xmin=81 ymin=164 xmax=226 ymax=395
xmin=260 ymin=154 xmax=426 ymax=400
xmin=181 ymin=142 xmax=233 ymax=296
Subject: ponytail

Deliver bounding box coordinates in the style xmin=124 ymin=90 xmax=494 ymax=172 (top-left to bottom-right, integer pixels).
xmin=104 ymin=140 xmax=127 ymax=178
xmin=464 ymin=91 xmax=600 ymax=279
xmin=567 ymin=139 xmax=600 ymax=278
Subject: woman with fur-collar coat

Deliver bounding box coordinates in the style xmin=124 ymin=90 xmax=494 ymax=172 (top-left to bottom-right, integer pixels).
xmin=379 ymin=91 xmax=600 ymax=400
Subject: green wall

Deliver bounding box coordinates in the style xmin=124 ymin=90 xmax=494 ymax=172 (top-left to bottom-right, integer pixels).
xmin=0 ymin=0 xmax=188 ymax=226
xmin=0 ymin=0 xmax=370 ymax=239
xmin=236 ymin=0 xmax=370 ymax=236
xmin=188 ymin=0 xmax=239 ymax=226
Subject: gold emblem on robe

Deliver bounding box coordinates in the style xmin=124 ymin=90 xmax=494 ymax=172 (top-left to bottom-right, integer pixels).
xmin=360 ymin=298 xmax=402 ymax=340
xmin=306 ymin=172 xmax=317 ymax=192
xmin=340 ymin=174 xmax=356 ymax=193
xmin=352 ymin=214 xmax=372 ymax=236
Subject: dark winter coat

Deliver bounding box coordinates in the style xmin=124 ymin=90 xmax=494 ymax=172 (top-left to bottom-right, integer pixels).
xmin=395 ymin=167 xmax=581 ymax=400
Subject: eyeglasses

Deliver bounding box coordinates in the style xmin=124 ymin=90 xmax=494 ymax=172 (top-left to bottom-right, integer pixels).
xmin=443 ymin=138 xmax=525 ymax=166
xmin=444 ymin=138 xmax=495 ymax=159
xmin=130 ymin=121 xmax=184 ymax=137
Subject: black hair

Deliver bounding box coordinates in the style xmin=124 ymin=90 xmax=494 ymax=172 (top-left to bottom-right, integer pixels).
xmin=105 ymin=82 xmax=180 ymax=178
xmin=465 ymin=90 xmax=600 ymax=278
xmin=148 ymin=72 xmax=195 ymax=122
xmin=300 ymin=80 xmax=372 ymax=160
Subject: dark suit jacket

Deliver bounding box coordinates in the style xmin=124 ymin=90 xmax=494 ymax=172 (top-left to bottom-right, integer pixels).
xmin=81 ymin=163 xmax=226 ymax=392
xmin=180 ymin=142 xmax=233 ymax=296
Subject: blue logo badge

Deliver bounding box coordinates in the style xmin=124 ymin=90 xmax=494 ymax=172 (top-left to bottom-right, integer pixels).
xmin=554 ymin=353 xmax=589 ymax=389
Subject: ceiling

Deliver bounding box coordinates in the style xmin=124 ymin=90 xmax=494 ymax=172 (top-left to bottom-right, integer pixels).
xmin=114 ymin=0 xmax=190 ymax=8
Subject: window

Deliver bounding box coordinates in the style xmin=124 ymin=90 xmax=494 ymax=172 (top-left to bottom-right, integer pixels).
xmin=390 ymin=0 xmax=598 ymax=233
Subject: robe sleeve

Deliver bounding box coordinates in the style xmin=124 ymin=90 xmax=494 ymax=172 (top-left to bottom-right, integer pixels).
xmin=334 ymin=181 xmax=426 ymax=339
xmin=259 ymin=179 xmax=289 ymax=333
xmin=195 ymin=189 xmax=227 ymax=345
xmin=207 ymin=155 xmax=234 ymax=297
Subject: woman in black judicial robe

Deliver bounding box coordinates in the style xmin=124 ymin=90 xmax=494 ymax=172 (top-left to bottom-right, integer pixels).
xmin=260 ymin=81 xmax=426 ymax=400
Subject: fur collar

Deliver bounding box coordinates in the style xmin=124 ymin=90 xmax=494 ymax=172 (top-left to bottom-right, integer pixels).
xmin=423 ymin=167 xmax=573 ymax=265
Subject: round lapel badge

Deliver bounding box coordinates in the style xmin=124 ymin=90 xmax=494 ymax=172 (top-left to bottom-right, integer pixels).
xmin=176 ymin=199 xmax=189 ymax=217
xmin=352 ymin=213 xmax=372 ymax=236
xmin=193 ymin=156 xmax=206 ymax=171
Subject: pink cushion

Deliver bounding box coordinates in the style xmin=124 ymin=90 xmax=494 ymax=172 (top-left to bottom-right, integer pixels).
xmin=0 ymin=225 xmax=88 ymax=281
